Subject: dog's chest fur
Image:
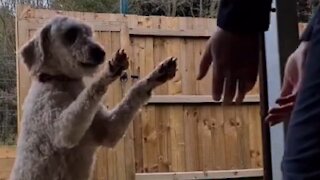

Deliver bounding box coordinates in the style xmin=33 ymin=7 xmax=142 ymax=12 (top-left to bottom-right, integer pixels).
xmin=12 ymin=80 xmax=98 ymax=180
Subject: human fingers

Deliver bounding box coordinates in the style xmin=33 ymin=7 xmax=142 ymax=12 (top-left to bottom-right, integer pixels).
xmin=212 ymin=65 xmax=225 ymax=101
xmin=197 ymin=38 xmax=214 ymax=80
xmin=269 ymin=102 xmax=295 ymax=114
xmin=235 ymin=79 xmax=254 ymax=104
xmin=266 ymin=103 xmax=294 ymax=126
xmin=222 ymin=75 xmax=237 ymax=105
xmin=266 ymin=114 xmax=289 ymax=126
xmin=275 ymin=94 xmax=297 ymax=106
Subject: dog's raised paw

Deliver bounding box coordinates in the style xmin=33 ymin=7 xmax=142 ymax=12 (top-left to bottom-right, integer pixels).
xmin=109 ymin=49 xmax=129 ymax=76
xmin=149 ymin=57 xmax=177 ymax=83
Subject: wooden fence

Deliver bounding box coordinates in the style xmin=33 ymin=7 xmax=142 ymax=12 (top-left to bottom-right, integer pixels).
xmin=0 ymin=5 xmax=266 ymax=180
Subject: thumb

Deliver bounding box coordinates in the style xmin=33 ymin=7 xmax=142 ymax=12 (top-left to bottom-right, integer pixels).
xmin=197 ymin=42 xmax=213 ymax=80
xmin=280 ymin=55 xmax=297 ymax=97
xmin=280 ymin=76 xmax=294 ymax=97
xmin=276 ymin=94 xmax=297 ymax=105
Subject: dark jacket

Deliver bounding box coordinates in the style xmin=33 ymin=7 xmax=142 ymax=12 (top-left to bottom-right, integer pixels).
xmin=300 ymin=10 xmax=318 ymax=41
xmin=217 ymin=0 xmax=272 ymax=33
xmin=217 ymin=0 xmax=314 ymax=41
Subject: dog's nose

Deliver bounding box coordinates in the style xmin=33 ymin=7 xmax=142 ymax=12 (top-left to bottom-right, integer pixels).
xmin=90 ymin=45 xmax=105 ymax=64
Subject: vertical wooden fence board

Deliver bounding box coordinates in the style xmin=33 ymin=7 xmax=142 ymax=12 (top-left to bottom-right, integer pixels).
xmin=198 ymin=105 xmax=214 ymax=170
xmin=155 ymin=105 xmax=170 ymax=172
xmin=101 ymin=31 xmax=113 ymax=107
xmin=163 ymin=17 xmax=186 ymax=172
xmin=249 ymin=106 xmax=264 ymax=168
xmin=112 ymin=31 xmax=128 ymax=180
xmin=211 ymin=106 xmax=227 ymax=170
xmin=119 ymin=19 xmax=136 ymax=180
xmin=133 ymin=109 xmax=144 ymax=173
xmin=181 ymin=19 xmax=196 ymax=95
xmin=184 ymin=106 xmax=200 ymax=171
xmin=152 ymin=37 xmax=165 ymax=95
xmin=122 ymin=15 xmax=138 ymax=178
xmin=142 ymin=37 xmax=159 ymax=173
xmin=142 ymin=105 xmax=158 ymax=172
xmin=131 ymin=39 xmax=145 ymax=175
xmin=236 ymin=105 xmax=251 ymax=169
xmin=255 ymin=105 xmax=264 ymax=168
xmin=223 ymin=106 xmax=241 ymax=169
xmin=169 ymin=106 xmax=185 ymax=171
xmin=156 ymin=16 xmax=170 ymax=95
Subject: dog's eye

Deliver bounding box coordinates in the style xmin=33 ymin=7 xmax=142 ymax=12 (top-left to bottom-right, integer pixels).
xmin=64 ymin=27 xmax=79 ymax=45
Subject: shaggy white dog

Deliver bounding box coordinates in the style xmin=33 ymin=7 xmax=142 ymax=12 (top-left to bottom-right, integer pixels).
xmin=10 ymin=16 xmax=177 ymax=180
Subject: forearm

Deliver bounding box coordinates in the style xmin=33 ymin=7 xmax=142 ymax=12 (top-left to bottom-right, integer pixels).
xmin=103 ymin=80 xmax=151 ymax=147
xmin=91 ymin=86 xmax=149 ymax=147
xmin=54 ymin=75 xmax=115 ymax=148
xmin=217 ymin=0 xmax=272 ymax=33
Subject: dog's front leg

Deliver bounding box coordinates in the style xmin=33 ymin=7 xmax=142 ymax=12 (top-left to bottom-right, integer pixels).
xmin=54 ymin=50 xmax=129 ymax=148
xmin=94 ymin=57 xmax=177 ymax=147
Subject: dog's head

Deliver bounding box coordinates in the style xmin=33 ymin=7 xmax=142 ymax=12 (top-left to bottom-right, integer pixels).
xmin=20 ymin=16 xmax=106 ymax=78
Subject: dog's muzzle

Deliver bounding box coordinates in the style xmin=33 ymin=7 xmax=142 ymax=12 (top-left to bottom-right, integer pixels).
xmin=89 ymin=45 xmax=105 ymax=64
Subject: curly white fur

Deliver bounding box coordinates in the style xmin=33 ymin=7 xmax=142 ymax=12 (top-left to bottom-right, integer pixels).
xmin=10 ymin=16 xmax=177 ymax=180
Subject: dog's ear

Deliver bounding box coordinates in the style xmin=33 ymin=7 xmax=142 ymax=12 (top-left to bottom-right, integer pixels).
xmin=20 ymin=39 xmax=36 ymax=71
xmin=20 ymin=24 xmax=51 ymax=73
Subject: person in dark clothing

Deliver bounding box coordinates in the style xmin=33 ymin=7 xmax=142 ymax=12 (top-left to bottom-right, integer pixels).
xmin=281 ymin=13 xmax=320 ymax=179
xmin=197 ymin=0 xmax=273 ymax=104
xmin=197 ymin=0 xmax=320 ymax=179
xmin=266 ymin=41 xmax=308 ymax=126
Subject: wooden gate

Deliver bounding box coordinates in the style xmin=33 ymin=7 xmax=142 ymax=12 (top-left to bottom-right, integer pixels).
xmin=10 ymin=5 xmax=264 ymax=180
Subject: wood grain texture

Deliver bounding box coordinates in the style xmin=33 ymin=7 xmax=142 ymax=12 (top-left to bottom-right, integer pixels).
xmin=0 ymin=158 xmax=15 ymax=180
xmin=142 ymin=36 xmax=159 ymax=173
xmin=0 ymin=146 xmax=16 ymax=158
xmin=136 ymin=168 xmax=263 ymax=180
xmin=120 ymin=18 xmax=136 ymax=180
xmin=156 ymin=105 xmax=171 ymax=172
xmin=211 ymin=106 xmax=227 ymax=170
xmin=198 ymin=105 xmax=214 ymax=170
xmin=13 ymin=5 xmax=264 ymax=180
xmin=183 ymin=105 xmax=200 ymax=171
xmin=223 ymin=105 xmax=241 ymax=169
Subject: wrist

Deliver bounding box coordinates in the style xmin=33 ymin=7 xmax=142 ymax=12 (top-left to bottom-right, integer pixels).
xmin=216 ymin=26 xmax=261 ymax=37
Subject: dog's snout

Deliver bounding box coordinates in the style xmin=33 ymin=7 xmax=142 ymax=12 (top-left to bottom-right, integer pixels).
xmin=90 ymin=45 xmax=105 ymax=64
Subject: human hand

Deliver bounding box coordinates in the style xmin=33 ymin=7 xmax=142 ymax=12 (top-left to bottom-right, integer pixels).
xmin=266 ymin=42 xmax=309 ymax=126
xmin=197 ymin=27 xmax=260 ymax=104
